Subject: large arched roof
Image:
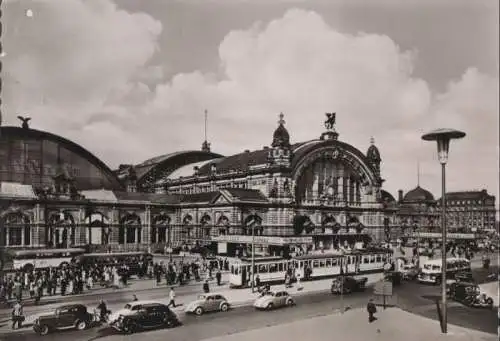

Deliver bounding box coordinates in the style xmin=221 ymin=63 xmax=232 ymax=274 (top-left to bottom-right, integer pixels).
xmin=0 ymin=126 xmax=122 ymax=190
xmin=135 ymin=150 xmax=224 ymax=188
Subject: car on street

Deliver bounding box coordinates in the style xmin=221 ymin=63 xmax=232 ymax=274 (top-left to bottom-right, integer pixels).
xmin=185 ymin=293 xmax=230 ymax=315
xmin=109 ymin=302 xmax=180 ymax=334
xmin=400 ymin=264 xmax=419 ymax=281
xmin=331 ymin=276 xmax=368 ymax=294
xmin=33 ymin=304 xmax=94 ymax=336
xmin=448 ymin=282 xmax=494 ymax=309
xmin=253 ymin=291 xmax=295 ymax=310
xmin=455 ymin=271 xmax=474 ymax=283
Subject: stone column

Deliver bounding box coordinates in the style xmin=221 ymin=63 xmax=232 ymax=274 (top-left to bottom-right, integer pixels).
xmin=143 ymin=206 xmax=151 ymax=246
xmin=33 ymin=204 xmax=42 ymax=247
xmin=109 ymin=208 xmax=120 ymax=245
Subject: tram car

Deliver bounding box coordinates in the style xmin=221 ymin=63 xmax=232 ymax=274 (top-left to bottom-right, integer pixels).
xmin=229 ymin=248 xmax=393 ymax=288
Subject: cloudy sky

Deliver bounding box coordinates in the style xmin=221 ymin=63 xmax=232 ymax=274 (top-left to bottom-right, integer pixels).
xmin=1 ymin=0 xmax=498 ymax=204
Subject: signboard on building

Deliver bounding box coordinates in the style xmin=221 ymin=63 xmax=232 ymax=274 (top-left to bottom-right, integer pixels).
xmin=217 ymin=242 xmax=227 ymax=254
xmin=408 ymin=232 xmax=476 ymax=239
xmin=211 ymin=235 xmax=313 ymax=245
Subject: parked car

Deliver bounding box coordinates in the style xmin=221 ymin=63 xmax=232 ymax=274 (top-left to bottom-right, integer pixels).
xmin=185 ymin=294 xmax=230 ymax=315
xmin=384 ymin=271 xmax=402 ymax=286
xmin=455 ymin=271 xmax=474 ymax=283
xmin=253 ymin=291 xmax=295 ymax=310
xmin=400 ymin=264 xmax=419 ymax=281
xmin=109 ymin=302 xmax=180 ymax=334
xmin=448 ymin=282 xmax=494 ymax=309
xmin=33 ymin=304 xmax=94 ymax=336
xmin=331 ymin=276 xmax=368 ymax=294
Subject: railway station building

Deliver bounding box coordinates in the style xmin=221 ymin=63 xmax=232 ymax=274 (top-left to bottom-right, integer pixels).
xmin=0 ymin=114 xmax=395 ymax=256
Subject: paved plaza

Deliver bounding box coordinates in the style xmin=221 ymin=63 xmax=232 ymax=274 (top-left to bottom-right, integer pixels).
xmin=201 ymin=307 xmax=498 ymax=341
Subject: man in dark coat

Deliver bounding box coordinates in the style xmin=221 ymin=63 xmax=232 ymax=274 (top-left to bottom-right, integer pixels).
xmin=216 ymin=270 xmax=222 ymax=286
xmin=203 ymin=280 xmax=210 ymax=293
xmin=367 ymin=299 xmax=377 ymax=323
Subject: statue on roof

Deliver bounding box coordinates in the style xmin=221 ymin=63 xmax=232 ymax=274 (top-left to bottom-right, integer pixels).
xmin=324 ymin=113 xmax=336 ymax=131
xmin=17 ymin=115 xmax=31 ymax=129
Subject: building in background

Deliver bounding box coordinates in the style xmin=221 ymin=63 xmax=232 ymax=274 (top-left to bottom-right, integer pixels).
xmin=437 ymin=190 xmax=497 ymax=234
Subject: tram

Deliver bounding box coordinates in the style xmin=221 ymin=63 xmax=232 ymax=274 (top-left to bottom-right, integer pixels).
xmin=229 ymin=248 xmax=393 ymax=288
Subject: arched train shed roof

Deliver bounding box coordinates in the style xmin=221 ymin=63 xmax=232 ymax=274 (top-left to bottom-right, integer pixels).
xmin=135 ymin=150 xmax=224 ymax=186
xmin=0 ymin=126 xmax=123 ymax=190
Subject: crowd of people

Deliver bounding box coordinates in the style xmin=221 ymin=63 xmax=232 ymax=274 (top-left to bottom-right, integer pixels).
xmin=0 ymin=255 xmax=230 ymax=308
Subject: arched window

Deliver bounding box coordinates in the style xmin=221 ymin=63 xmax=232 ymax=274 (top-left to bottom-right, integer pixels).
xmin=47 ymin=212 xmax=75 ymax=248
xmin=152 ymin=214 xmax=170 ymax=244
xmin=119 ymin=213 xmax=141 ymax=244
xmin=200 ymin=215 xmax=211 ymax=238
xmin=244 ymin=215 xmax=263 ymax=236
xmin=1 ymin=212 xmax=31 ymax=246
xmin=85 ymin=213 xmax=111 ymax=246
xmin=217 ymin=216 xmax=230 ymax=236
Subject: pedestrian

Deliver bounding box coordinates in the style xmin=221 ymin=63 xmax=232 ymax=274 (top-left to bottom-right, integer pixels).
xmin=216 ymin=270 xmax=222 ymax=286
xmin=132 ymin=294 xmax=138 ymax=301
xmin=367 ymin=299 xmax=377 ymax=323
xmin=296 ymin=274 xmax=303 ymax=291
xmin=168 ymin=288 xmax=176 ymax=308
xmin=11 ymin=300 xmax=24 ymax=330
xmin=203 ymin=279 xmax=210 ymax=293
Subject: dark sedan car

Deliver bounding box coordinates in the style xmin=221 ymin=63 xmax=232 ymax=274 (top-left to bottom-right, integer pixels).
xmin=33 ymin=304 xmax=94 ymax=336
xmin=110 ymin=302 xmax=180 ymax=334
xmin=331 ymin=276 xmax=368 ymax=294
xmin=448 ymin=282 xmax=494 ymax=309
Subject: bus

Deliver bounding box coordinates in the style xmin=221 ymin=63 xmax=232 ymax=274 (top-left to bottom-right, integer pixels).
xmin=74 ymin=251 xmax=153 ymax=276
xmin=5 ymin=248 xmax=86 ymax=272
xmin=229 ymin=249 xmax=393 ymax=288
xmin=417 ymin=257 xmax=471 ymax=285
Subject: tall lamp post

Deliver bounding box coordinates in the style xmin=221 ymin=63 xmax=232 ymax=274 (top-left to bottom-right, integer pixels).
xmin=422 ymin=128 xmax=465 ymax=334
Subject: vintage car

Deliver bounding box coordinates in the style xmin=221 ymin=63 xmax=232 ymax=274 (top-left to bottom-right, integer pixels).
xmin=253 ymin=291 xmax=295 ymax=310
xmin=400 ymin=265 xmax=419 ymax=281
xmin=384 ymin=271 xmax=402 ymax=286
xmin=454 ymin=271 xmax=474 ymax=283
xmin=33 ymin=304 xmax=94 ymax=336
xmin=448 ymin=282 xmax=494 ymax=309
xmin=109 ymin=301 xmax=180 ymax=334
xmin=185 ymin=294 xmax=230 ymax=316
xmin=331 ymin=276 xmax=368 ymax=294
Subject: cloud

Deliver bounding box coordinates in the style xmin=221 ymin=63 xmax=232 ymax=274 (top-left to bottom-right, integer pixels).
xmin=2 ymin=5 xmax=498 ymax=203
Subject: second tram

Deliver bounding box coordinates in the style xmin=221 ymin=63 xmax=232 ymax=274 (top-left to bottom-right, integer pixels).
xmin=229 ymin=249 xmax=393 ymax=288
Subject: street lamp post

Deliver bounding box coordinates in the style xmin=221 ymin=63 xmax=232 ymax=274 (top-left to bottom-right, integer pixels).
xmin=422 ymin=128 xmax=466 ymax=334
xmin=251 ymin=224 xmax=255 ymax=293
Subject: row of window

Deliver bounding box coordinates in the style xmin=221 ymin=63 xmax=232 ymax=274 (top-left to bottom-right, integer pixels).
xmin=169 ymin=181 xmax=249 ymax=194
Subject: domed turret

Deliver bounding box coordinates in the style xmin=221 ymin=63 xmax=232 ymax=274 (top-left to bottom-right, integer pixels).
xmin=366 ymin=137 xmax=381 ymax=177
xmin=269 ymin=113 xmax=292 ymax=168
xmin=367 ymin=137 xmax=381 ymax=161
xmin=272 ymin=113 xmax=291 ymax=148
xmin=403 ymin=186 xmax=435 ymax=203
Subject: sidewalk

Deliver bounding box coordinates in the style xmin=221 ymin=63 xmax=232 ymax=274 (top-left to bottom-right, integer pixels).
xmin=0 ymin=272 xmax=229 ymax=309
xmin=200 ymin=307 xmax=498 ymax=341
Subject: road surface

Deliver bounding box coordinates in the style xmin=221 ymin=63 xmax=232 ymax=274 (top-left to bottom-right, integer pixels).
xmin=0 ymin=280 xmax=497 ymax=341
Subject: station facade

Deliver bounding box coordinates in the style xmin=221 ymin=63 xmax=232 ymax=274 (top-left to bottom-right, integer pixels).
xmin=0 ymin=114 xmax=393 ymax=256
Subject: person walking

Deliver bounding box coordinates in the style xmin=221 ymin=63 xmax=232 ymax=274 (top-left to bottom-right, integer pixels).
xmin=216 ymin=270 xmax=222 ymax=286
xmin=11 ymin=300 xmax=24 ymax=330
xmin=167 ymin=288 xmax=176 ymax=308
xmin=203 ymin=279 xmax=210 ymax=293
xmin=367 ymin=299 xmax=377 ymax=323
